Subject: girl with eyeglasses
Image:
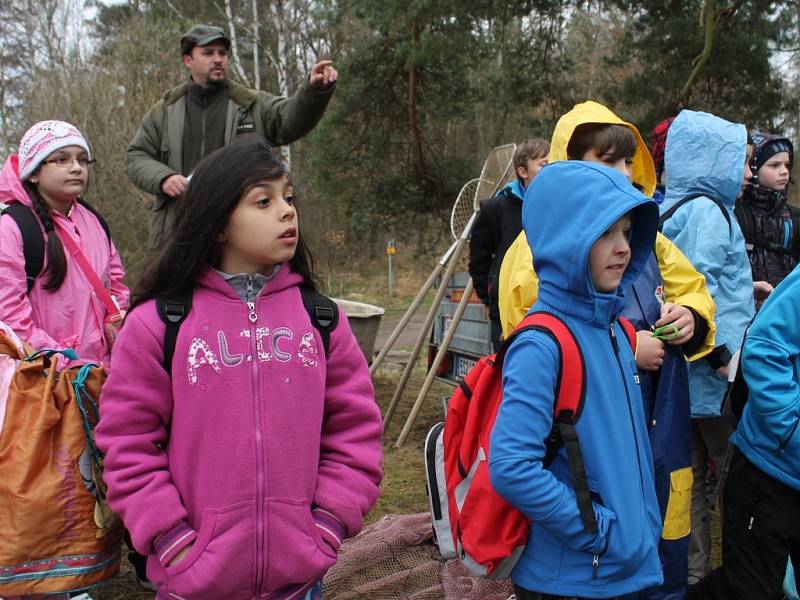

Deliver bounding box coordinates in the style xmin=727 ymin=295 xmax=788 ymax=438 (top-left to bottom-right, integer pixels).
xmin=0 ymin=120 xmax=129 ymax=372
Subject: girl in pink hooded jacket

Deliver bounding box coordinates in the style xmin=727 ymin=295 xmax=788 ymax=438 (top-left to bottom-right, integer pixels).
xmin=0 ymin=120 xmax=129 ymax=368
xmin=95 ymin=136 xmax=383 ymax=600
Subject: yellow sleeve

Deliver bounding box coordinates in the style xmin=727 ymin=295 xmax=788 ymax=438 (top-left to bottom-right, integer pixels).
xmin=654 ymin=232 xmax=716 ymax=360
xmin=498 ymin=232 xmax=539 ymax=339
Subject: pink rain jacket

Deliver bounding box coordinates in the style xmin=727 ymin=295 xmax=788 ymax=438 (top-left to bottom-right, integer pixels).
xmin=0 ymin=155 xmax=129 ymax=366
xmin=95 ymin=267 xmax=383 ymax=600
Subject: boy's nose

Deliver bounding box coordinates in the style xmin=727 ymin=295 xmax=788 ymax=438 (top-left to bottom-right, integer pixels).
xmin=615 ymin=238 xmax=631 ymax=255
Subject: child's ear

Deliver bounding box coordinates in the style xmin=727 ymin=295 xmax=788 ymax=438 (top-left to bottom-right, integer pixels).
xmin=516 ymin=165 xmax=528 ymax=180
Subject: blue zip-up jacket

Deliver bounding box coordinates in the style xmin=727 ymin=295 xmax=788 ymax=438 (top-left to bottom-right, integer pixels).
xmin=660 ymin=110 xmax=754 ymax=417
xmin=489 ymin=161 xmax=664 ymax=597
xmin=732 ymin=263 xmax=800 ymax=491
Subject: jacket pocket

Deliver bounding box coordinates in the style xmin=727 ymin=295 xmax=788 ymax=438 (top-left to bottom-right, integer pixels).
xmin=662 ymin=467 xmax=692 ymax=540
xmin=164 ymin=500 xmax=255 ymax=600
xmin=265 ymin=498 xmax=338 ymax=590
xmin=583 ymin=503 xmax=645 ymax=582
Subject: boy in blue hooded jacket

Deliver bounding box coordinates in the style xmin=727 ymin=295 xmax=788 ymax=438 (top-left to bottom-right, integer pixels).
xmin=489 ymin=160 xmax=664 ymax=599
xmin=688 ymin=262 xmax=800 ymax=599
xmin=658 ymin=110 xmax=756 ymax=584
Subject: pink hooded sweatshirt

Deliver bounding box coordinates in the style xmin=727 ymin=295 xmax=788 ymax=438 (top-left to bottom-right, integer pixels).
xmin=0 ymin=155 xmax=129 ymax=366
xmin=95 ymin=267 xmax=383 ymax=600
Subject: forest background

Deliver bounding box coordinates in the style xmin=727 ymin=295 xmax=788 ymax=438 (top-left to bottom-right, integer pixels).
xmin=2 ymin=0 xmax=800 ymax=289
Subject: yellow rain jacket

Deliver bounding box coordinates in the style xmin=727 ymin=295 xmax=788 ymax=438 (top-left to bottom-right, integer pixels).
xmin=498 ymin=101 xmax=716 ymax=361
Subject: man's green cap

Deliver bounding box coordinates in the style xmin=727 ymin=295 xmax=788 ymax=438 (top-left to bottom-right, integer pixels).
xmin=180 ymin=25 xmax=231 ymax=53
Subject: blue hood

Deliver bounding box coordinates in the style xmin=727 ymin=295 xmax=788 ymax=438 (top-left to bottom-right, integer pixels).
xmin=662 ymin=110 xmax=746 ymax=210
xmin=522 ymin=161 xmax=659 ymax=325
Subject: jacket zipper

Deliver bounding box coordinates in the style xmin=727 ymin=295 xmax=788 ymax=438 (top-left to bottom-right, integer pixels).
xmin=609 ymin=323 xmax=645 ymax=496
xmin=595 ymin=323 xmax=647 ymax=577
xmin=247 ymin=275 xmax=265 ymax=595
xmin=592 ymin=505 xmax=611 ymax=579
xmin=200 ymin=110 xmax=206 ymax=159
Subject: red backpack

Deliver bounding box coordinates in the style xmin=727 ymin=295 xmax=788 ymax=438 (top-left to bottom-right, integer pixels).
xmin=425 ymin=312 xmax=636 ymax=578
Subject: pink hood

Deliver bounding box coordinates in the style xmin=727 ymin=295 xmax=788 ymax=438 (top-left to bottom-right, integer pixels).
xmin=0 ymin=154 xmax=129 ymax=366
xmin=96 ymin=267 xmax=383 ymax=599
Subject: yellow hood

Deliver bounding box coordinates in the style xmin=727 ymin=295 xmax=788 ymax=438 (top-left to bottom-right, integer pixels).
xmin=549 ymin=101 xmax=656 ymax=197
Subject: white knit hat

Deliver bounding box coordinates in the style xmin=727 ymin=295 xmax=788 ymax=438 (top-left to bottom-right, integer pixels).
xmin=18 ymin=120 xmax=92 ymax=181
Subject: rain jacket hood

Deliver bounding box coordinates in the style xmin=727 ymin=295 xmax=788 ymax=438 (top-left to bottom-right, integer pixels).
xmin=523 ymin=160 xmax=659 ymax=325
xmin=550 ymin=101 xmax=656 ymax=197
xmin=662 ymin=110 xmax=745 ymax=210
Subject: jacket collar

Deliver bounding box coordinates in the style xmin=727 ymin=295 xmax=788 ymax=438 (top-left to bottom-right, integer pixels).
xmin=163 ymin=78 xmax=259 ymax=109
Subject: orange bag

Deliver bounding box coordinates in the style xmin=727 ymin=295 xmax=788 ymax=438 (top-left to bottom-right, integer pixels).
xmin=0 ymin=332 xmax=122 ymax=596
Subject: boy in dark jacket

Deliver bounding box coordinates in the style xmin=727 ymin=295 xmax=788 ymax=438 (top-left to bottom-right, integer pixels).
xmin=469 ymin=139 xmax=549 ymax=350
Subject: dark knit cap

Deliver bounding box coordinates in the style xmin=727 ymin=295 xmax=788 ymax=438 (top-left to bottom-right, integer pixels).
xmin=751 ymin=131 xmax=794 ymax=171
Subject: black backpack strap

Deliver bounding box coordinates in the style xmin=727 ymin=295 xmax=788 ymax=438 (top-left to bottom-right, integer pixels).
xmin=659 ymin=193 xmax=731 ymax=235
xmin=2 ymin=203 xmax=44 ymax=293
xmin=1 ymin=200 xmax=111 ymax=294
xmin=77 ymin=198 xmax=111 ymax=247
xmin=555 ymin=412 xmax=597 ymax=533
xmin=300 ymin=286 xmax=339 ymax=356
xmin=734 ymin=198 xmax=757 ymax=254
xmin=156 ymin=290 xmax=193 ymax=373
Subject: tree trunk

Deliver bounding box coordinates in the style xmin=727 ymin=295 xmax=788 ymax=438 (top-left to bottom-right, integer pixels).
xmin=408 ymin=16 xmax=435 ymax=195
xmin=252 ymin=0 xmax=260 ymax=90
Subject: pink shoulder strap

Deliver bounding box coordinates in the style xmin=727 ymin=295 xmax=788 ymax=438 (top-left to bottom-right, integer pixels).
xmin=54 ymin=221 xmax=121 ymax=318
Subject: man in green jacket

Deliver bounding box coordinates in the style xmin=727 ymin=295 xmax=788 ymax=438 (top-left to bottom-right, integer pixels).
xmin=126 ymin=24 xmax=338 ymax=247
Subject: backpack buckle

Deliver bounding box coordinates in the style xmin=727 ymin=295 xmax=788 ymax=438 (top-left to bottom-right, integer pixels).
xmin=162 ymin=299 xmax=187 ymax=323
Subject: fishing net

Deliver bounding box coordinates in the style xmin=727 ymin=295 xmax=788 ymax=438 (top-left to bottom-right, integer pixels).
xmin=323 ymin=513 xmax=514 ymax=600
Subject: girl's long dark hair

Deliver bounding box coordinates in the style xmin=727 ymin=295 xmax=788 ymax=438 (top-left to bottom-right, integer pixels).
xmin=132 ymin=136 xmax=318 ymax=310
xmin=23 ymin=180 xmax=68 ymax=291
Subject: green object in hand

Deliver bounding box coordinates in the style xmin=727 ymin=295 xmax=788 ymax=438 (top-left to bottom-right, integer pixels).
xmin=651 ymin=324 xmax=680 ymax=340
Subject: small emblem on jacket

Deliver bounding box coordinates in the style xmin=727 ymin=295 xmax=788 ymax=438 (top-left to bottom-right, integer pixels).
xmin=237 ymin=121 xmax=256 ymax=134
xmin=654 ymin=285 xmax=665 ymax=304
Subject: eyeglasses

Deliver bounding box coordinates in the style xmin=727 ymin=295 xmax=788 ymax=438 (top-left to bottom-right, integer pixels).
xmin=41 ymin=156 xmax=96 ymax=169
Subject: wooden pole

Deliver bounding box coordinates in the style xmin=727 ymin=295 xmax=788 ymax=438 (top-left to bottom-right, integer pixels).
xmin=382 ymin=215 xmax=474 ymax=430
xmin=370 ymin=240 xmax=457 ymax=375
xmin=395 ymin=277 xmax=474 ymax=447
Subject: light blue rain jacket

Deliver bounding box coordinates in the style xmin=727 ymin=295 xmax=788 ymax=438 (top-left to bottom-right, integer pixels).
xmin=660 ymin=110 xmax=754 ymax=417
xmin=489 ymin=161 xmax=663 ymax=597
